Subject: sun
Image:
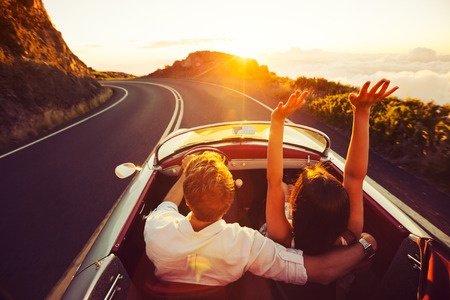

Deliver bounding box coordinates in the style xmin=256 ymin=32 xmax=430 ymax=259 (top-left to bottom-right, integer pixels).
xmin=225 ymin=40 xmax=263 ymax=60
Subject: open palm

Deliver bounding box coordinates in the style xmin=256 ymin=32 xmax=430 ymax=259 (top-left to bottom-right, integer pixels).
xmin=348 ymin=79 xmax=398 ymax=108
xmin=272 ymin=90 xmax=309 ymax=121
xmin=349 ymin=79 xmax=398 ymax=109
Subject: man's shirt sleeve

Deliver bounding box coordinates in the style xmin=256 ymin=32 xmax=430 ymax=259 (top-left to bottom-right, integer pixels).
xmin=246 ymin=231 xmax=308 ymax=285
xmin=147 ymin=201 xmax=179 ymax=220
xmin=145 ymin=201 xmax=180 ymax=235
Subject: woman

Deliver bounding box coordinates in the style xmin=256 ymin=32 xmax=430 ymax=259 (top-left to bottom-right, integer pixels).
xmin=265 ymin=79 xmax=397 ymax=298
xmin=266 ymin=79 xmax=398 ymax=252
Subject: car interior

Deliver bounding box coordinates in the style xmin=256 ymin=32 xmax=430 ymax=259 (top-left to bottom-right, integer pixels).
xmin=106 ymin=146 xmax=447 ymax=300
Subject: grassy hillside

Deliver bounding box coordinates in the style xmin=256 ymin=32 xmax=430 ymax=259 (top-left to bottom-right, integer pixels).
xmin=89 ymin=67 xmax=136 ymax=80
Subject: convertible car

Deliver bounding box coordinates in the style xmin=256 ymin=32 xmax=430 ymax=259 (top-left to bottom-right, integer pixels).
xmin=63 ymin=121 xmax=450 ymax=299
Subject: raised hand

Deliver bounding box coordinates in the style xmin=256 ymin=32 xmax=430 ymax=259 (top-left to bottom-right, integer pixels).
xmin=349 ymin=79 xmax=398 ymax=110
xmin=272 ymin=90 xmax=309 ymax=121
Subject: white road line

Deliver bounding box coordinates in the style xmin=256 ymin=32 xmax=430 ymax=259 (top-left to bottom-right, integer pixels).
xmin=47 ymin=81 xmax=185 ymax=299
xmin=112 ymin=81 xmax=185 ymax=143
xmin=137 ymin=82 xmax=184 ymax=140
xmin=189 ymin=80 xmax=296 ymax=124
xmin=0 ymin=81 xmax=186 ymax=160
xmin=0 ymin=85 xmax=128 ymax=160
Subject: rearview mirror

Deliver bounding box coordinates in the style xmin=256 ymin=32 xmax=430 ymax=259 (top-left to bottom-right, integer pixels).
xmin=115 ymin=163 xmax=142 ymax=179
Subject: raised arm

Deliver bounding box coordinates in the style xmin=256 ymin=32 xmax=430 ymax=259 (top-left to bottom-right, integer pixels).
xmin=344 ymin=80 xmax=398 ymax=238
xmin=266 ymin=90 xmax=309 ymax=246
xmin=163 ymin=155 xmax=194 ymax=206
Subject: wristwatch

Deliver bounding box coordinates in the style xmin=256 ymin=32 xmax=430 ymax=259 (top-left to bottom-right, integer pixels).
xmin=358 ymin=237 xmax=376 ymax=259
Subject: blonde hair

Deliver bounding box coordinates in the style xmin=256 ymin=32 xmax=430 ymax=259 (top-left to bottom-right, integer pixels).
xmin=183 ymin=151 xmax=235 ymax=222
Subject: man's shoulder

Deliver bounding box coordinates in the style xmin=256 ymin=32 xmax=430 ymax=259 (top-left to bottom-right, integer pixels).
xmin=147 ymin=202 xmax=179 ymax=218
xmin=145 ymin=202 xmax=183 ymax=228
xmin=220 ymin=222 xmax=264 ymax=242
xmin=154 ymin=201 xmax=179 ymax=212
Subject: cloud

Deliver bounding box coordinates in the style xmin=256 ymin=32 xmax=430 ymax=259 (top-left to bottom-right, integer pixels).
xmin=335 ymin=70 xmax=450 ymax=104
xmin=261 ymin=48 xmax=450 ymax=105
xmin=140 ymin=38 xmax=228 ymax=49
xmin=407 ymin=47 xmax=437 ymax=62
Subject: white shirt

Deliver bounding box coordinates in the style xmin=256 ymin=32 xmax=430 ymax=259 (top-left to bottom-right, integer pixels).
xmin=144 ymin=201 xmax=308 ymax=286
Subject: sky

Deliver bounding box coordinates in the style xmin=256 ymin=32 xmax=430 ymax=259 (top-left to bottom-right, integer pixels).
xmin=43 ymin=0 xmax=450 ymax=104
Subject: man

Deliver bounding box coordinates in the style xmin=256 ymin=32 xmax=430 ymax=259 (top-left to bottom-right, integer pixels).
xmin=144 ymin=151 xmax=377 ymax=286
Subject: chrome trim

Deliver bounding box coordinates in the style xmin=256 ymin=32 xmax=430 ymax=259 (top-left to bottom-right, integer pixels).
xmin=407 ymin=254 xmax=421 ymax=270
xmin=104 ymin=273 xmax=123 ymax=300
xmin=74 ymin=155 xmax=156 ymax=276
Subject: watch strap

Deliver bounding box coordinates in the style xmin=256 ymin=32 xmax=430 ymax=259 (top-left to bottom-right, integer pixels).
xmin=359 ymin=238 xmax=376 ymax=259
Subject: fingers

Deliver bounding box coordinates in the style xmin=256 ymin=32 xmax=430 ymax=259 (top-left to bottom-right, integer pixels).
xmin=287 ymin=90 xmax=308 ymax=105
xmin=359 ymin=79 xmax=398 ymax=100
xmin=299 ymin=90 xmax=309 ymax=100
xmin=358 ymin=81 xmax=371 ymax=97
xmin=382 ymin=86 xmax=398 ymax=98
xmin=294 ymin=91 xmax=308 ymax=108
xmin=288 ymin=92 xmax=297 ymax=103
xmin=368 ymin=79 xmax=386 ymax=94
xmin=278 ymin=90 xmax=308 ymax=118
xmin=289 ymin=90 xmax=302 ymax=102
xmin=376 ymin=80 xmax=390 ymax=97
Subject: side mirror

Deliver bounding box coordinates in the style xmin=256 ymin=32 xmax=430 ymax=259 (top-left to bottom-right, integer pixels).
xmin=115 ymin=163 xmax=142 ymax=179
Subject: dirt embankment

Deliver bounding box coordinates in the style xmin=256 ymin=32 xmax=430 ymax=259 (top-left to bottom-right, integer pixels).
xmin=0 ymin=0 xmax=110 ymax=149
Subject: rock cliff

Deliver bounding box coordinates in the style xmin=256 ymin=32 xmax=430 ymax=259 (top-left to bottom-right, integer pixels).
xmin=0 ymin=0 xmax=106 ymax=148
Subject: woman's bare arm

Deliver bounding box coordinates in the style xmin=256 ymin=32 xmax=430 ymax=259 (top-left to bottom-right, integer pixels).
xmin=344 ymin=80 xmax=398 ymax=238
xmin=266 ymin=90 xmax=308 ymax=246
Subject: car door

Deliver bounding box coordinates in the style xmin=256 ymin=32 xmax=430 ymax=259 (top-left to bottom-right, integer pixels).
xmin=63 ymin=254 xmax=136 ymax=300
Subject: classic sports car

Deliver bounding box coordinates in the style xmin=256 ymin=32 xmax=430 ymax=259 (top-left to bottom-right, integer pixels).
xmin=63 ymin=121 xmax=450 ymax=299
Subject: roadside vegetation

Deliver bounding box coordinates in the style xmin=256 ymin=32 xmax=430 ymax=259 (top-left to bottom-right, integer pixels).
xmin=0 ymin=87 xmax=113 ymax=149
xmin=89 ymin=68 xmax=136 ymax=80
xmin=294 ymin=77 xmax=450 ymax=191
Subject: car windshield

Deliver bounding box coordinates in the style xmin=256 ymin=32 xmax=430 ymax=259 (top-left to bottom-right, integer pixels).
xmin=156 ymin=122 xmax=330 ymax=163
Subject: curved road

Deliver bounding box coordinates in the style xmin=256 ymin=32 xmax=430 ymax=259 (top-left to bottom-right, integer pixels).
xmin=0 ymin=82 xmax=176 ymax=299
xmin=0 ymin=79 xmax=274 ymax=299
xmin=0 ymin=79 xmax=448 ymax=299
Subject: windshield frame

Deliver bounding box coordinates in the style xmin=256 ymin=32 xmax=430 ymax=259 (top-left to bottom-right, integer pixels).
xmin=154 ymin=121 xmax=330 ymax=165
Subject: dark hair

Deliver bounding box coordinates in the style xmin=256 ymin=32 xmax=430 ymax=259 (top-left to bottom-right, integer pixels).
xmin=291 ymin=165 xmax=350 ymax=255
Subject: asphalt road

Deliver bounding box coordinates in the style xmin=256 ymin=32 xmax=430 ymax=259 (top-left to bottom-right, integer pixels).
xmin=0 ymin=79 xmax=277 ymax=299
xmin=0 ymin=82 xmax=178 ymax=299
xmin=0 ymin=79 xmax=448 ymax=299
